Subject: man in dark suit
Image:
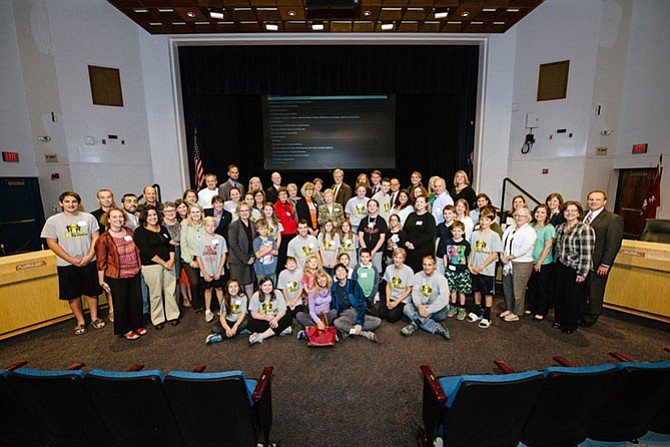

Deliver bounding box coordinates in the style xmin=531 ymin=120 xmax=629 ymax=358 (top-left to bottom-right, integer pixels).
xmin=219 ymin=164 xmax=244 ymax=201
xmin=265 ymin=171 xmax=282 ymax=204
xmin=331 ymin=168 xmax=352 ymax=207
xmin=581 ymin=190 xmax=624 ymax=326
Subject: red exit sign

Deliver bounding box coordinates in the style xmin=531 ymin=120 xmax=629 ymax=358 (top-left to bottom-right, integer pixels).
xmin=2 ymin=151 xmax=19 ymax=162
xmin=632 ymin=143 xmax=648 ymax=154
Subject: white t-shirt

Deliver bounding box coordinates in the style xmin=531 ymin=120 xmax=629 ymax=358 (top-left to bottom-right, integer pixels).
xmin=40 ymin=212 xmax=99 ymax=267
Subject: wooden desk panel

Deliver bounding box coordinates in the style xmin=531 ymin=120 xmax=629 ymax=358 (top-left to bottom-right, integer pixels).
xmin=604 ymin=240 xmax=670 ymax=323
xmin=0 ymin=251 xmax=106 ymax=340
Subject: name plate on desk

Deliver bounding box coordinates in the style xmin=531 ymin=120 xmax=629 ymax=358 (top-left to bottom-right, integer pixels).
xmin=16 ymin=261 xmax=47 ymax=271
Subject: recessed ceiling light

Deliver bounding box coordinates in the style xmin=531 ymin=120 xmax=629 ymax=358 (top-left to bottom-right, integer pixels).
xmin=149 ymin=22 xmax=161 ymax=26
xmin=234 ymin=8 xmax=251 ymax=11
xmin=195 ymin=21 xmax=209 ymax=25
xmin=186 ymin=11 xmax=196 ymax=18
xmin=434 ymin=8 xmax=449 ymax=19
xmin=471 ymin=21 xmax=483 ymax=25
xmin=494 ymin=21 xmax=505 ymax=25
xmin=134 ymin=9 xmax=148 ymax=13
xmin=507 ymin=8 xmax=520 ymax=12
xmin=460 ymin=11 xmax=470 ymax=17
xmin=257 ymin=8 xmax=278 ymax=11
xmin=158 ymin=9 xmax=174 ymax=13
xmin=288 ymin=10 xmax=297 ymax=16
xmin=266 ymin=23 xmax=279 ymax=31
xmin=172 ymin=22 xmax=185 ymax=25
xmin=381 ymin=8 xmax=401 ymax=11
xmin=381 ymin=22 xmax=394 ymax=30
xmin=363 ymin=10 xmax=372 ymax=16
xmin=209 ymin=8 xmax=224 ymax=20
xmin=447 ymin=21 xmax=462 ymax=24
xmin=407 ymin=8 xmax=423 ymax=11
xmin=312 ymin=23 xmax=324 ymax=30
xmin=482 ymin=8 xmax=496 ymax=12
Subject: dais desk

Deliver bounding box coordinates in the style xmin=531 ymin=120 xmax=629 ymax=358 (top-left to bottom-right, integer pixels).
xmin=0 ymin=251 xmax=106 ymax=340
xmin=604 ymin=240 xmax=670 ymax=323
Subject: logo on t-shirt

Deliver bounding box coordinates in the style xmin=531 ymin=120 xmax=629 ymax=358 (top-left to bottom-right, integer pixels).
xmin=474 ymin=239 xmax=490 ymax=254
xmin=261 ymin=299 xmax=277 ymax=315
xmin=421 ymin=284 xmax=432 ymax=297
xmin=355 ymin=203 xmax=366 ymax=214
xmin=391 ymin=276 xmax=405 ymax=289
xmin=447 ymin=245 xmax=467 ymax=265
xmin=231 ymin=298 xmax=242 ymax=314
xmin=62 ymin=222 xmax=88 ymax=238
xmin=383 ymin=202 xmax=390 ymax=213
xmin=301 ymin=244 xmax=316 ymax=257
xmin=286 ymin=280 xmax=298 ymax=293
xmin=342 ymin=239 xmax=354 ymax=250
xmin=324 ymin=239 xmax=335 ymax=251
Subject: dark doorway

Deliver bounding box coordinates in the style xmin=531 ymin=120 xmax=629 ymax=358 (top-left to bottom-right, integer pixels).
xmin=615 ymin=168 xmax=657 ymax=238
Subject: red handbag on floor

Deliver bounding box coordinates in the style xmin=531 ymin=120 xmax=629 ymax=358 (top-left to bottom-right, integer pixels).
xmin=305 ymin=314 xmax=337 ymax=347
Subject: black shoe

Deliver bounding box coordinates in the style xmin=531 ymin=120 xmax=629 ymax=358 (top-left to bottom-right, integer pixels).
xmin=562 ymin=329 xmax=575 ymax=335
xmin=154 ymin=323 xmax=165 ymax=330
xmin=579 ymin=319 xmax=595 ymax=327
xmin=170 ymin=319 xmax=180 ymax=326
xmin=551 ymin=322 xmax=562 ymax=330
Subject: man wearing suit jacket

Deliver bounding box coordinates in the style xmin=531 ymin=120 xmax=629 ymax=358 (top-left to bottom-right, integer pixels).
xmin=219 ymin=164 xmax=245 ymax=201
xmin=581 ymin=190 xmax=624 ymax=326
xmin=331 ymin=168 xmax=352 ymax=207
xmin=265 ymin=172 xmax=282 ymax=204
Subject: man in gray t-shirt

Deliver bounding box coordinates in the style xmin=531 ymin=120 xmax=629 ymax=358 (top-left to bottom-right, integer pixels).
xmin=40 ymin=191 xmax=104 ymax=335
xmin=286 ymin=221 xmax=319 ymax=269
xmin=401 ymin=255 xmax=451 ymax=339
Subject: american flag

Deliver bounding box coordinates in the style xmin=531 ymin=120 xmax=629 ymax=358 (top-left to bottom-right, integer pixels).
xmin=193 ymin=128 xmax=205 ymax=190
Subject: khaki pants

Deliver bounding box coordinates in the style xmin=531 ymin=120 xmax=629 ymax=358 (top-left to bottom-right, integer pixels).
xmin=142 ymin=264 xmax=180 ymax=325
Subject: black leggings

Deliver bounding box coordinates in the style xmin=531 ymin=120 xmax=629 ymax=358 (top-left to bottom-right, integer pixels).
xmin=378 ymin=301 xmax=405 ymax=323
xmin=247 ymin=314 xmax=293 ymax=336
xmin=106 ymin=274 xmax=142 ymax=335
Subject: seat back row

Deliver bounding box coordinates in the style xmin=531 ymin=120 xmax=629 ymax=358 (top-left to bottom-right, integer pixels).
xmin=0 ymin=363 xmax=273 ymax=447
xmin=419 ymin=358 xmax=670 ymax=447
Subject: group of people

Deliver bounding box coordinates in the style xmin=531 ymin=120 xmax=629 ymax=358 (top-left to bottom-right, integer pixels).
xmin=40 ymin=164 xmax=624 ymax=344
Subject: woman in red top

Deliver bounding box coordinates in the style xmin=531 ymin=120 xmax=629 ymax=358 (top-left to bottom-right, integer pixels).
xmin=274 ymin=186 xmax=297 ymax=271
xmin=95 ymin=207 xmax=146 ymax=340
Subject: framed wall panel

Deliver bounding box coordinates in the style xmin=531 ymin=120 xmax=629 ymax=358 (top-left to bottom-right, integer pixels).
xmin=88 ymin=65 xmax=123 ymax=107
xmin=537 ymin=60 xmax=569 ymax=101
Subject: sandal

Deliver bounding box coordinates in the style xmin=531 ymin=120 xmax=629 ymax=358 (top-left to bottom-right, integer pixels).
xmin=124 ymin=331 xmax=140 ymax=340
xmin=91 ymin=319 xmax=106 ymax=330
xmin=135 ymin=327 xmax=148 ymax=335
xmin=74 ymin=324 xmax=87 ymax=336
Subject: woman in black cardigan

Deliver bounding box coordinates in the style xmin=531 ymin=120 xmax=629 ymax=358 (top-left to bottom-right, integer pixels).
xmin=228 ymin=202 xmax=257 ymax=298
xmin=403 ymin=195 xmax=437 ymax=272
xmin=295 ymin=182 xmax=320 ymax=237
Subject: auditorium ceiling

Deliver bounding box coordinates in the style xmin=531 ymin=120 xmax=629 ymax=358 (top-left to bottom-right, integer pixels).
xmin=107 ymin=0 xmax=543 ymax=35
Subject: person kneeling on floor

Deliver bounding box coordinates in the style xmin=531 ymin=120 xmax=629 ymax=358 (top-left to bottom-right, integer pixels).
xmin=401 ymin=255 xmax=451 ymax=340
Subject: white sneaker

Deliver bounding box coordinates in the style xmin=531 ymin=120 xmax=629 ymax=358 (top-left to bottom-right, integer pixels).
xmin=478 ymin=318 xmax=491 ymax=329
xmin=248 ymin=333 xmax=264 ymax=345
xmin=205 ymin=309 xmax=214 ymax=323
xmin=279 ymin=326 xmax=293 ymax=336
xmin=466 ymin=312 xmax=482 ymax=323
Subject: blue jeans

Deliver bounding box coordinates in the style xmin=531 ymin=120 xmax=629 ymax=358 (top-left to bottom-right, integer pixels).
xmin=403 ymin=302 xmax=449 ymax=334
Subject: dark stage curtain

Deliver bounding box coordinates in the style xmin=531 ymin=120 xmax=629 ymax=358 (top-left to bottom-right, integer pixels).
xmin=179 ymin=45 xmax=478 ymax=194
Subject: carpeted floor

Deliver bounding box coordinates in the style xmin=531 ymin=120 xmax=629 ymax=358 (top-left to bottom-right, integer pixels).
xmin=1 ymin=297 xmax=669 ymax=447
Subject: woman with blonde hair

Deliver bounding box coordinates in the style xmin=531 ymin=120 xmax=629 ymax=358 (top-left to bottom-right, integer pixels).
xmin=451 ymin=170 xmax=477 ymax=210
xmin=248 ymin=177 xmax=263 ymax=195
xmin=296 ymin=181 xmax=319 ymax=237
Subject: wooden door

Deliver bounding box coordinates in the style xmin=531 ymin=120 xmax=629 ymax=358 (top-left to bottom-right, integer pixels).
xmin=615 ymin=169 xmax=657 ymax=237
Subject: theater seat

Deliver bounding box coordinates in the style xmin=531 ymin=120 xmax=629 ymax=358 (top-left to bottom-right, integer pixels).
xmin=520 ymin=364 xmax=616 ymax=447
xmin=0 ymin=362 xmax=46 ymax=447
xmin=165 ymin=366 xmax=274 ymax=447
xmin=588 ymin=361 xmax=670 ymax=442
xmin=8 ymin=367 xmax=111 ymax=447
xmin=85 ymin=369 xmax=182 ymax=447
xmin=640 ymin=219 xmax=670 ymax=244
xmin=419 ymin=365 xmax=544 ymax=447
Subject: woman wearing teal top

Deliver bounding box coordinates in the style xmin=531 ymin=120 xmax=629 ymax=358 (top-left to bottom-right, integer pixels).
xmin=526 ymin=204 xmax=556 ymax=321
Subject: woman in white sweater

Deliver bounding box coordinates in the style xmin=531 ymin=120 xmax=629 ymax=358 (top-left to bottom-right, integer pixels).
xmin=498 ymin=206 xmax=537 ymax=322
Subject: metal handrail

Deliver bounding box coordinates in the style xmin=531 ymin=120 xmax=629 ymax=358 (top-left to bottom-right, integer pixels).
xmin=500 ymin=177 xmax=542 ymax=212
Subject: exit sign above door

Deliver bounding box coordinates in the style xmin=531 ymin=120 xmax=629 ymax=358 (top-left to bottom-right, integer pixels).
xmin=632 ymin=143 xmax=648 ymax=154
